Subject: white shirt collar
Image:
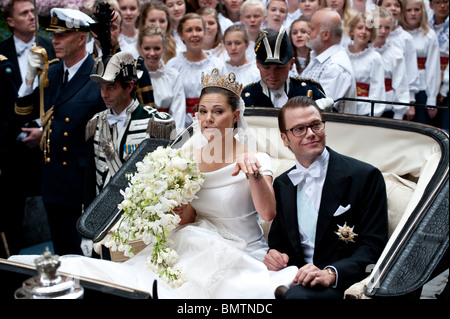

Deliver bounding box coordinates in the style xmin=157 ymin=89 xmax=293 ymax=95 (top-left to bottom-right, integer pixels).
xmin=63 ymin=52 xmax=89 ymax=82
xmin=261 ymin=76 xmax=291 ymax=97
xmin=294 ymin=147 xmax=329 ymax=173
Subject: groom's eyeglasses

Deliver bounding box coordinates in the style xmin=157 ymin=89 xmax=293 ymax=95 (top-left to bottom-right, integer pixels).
xmin=285 ymin=120 xmax=326 ymax=137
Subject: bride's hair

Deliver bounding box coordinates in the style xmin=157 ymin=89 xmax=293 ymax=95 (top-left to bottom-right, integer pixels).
xmin=194 ymin=69 xmax=253 ymax=148
xmin=200 ymin=87 xmax=240 ymax=112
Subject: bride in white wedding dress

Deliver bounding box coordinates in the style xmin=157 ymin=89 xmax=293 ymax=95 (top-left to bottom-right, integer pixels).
xmin=9 ymin=69 xmax=297 ymax=298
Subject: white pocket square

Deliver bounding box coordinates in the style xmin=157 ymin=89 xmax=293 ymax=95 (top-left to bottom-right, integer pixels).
xmin=333 ymin=204 xmax=351 ymax=216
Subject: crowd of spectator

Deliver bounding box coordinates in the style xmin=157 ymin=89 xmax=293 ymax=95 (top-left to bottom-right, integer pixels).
xmin=66 ymin=0 xmax=448 ymax=129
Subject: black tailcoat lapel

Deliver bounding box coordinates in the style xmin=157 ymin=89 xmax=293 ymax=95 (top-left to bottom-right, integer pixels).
xmin=314 ymin=147 xmax=350 ymax=248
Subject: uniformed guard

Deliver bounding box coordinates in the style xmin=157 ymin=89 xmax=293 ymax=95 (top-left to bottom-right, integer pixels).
xmin=241 ymin=26 xmax=333 ymax=110
xmin=82 ymin=51 xmax=174 ymax=257
xmin=14 ymin=8 xmax=106 ymax=256
xmin=89 ymin=1 xmax=155 ymax=108
xmin=85 ymin=51 xmax=175 ymax=206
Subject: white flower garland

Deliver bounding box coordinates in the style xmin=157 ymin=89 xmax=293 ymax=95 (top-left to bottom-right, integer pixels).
xmin=105 ymin=146 xmax=204 ymax=287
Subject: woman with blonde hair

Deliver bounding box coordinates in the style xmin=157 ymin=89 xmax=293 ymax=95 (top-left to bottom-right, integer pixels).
xmin=399 ymin=0 xmax=440 ymax=124
xmin=223 ymin=24 xmax=260 ymax=86
xmin=378 ymin=0 xmax=420 ymax=119
xmin=139 ymin=0 xmax=178 ymax=63
xmin=163 ymin=0 xmax=187 ymax=52
xmin=239 ymin=0 xmax=267 ymax=61
xmin=373 ymin=7 xmax=410 ymax=119
xmin=137 ymin=25 xmax=186 ymax=133
xmin=264 ymin=0 xmax=288 ymax=32
xmin=197 ymin=7 xmax=226 ymax=58
xmin=345 ymin=11 xmax=386 ymax=116
xmin=118 ymin=0 xmax=141 ymax=51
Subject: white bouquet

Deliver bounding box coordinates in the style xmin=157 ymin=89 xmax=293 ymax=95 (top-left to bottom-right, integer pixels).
xmin=105 ymin=146 xmax=204 ymax=287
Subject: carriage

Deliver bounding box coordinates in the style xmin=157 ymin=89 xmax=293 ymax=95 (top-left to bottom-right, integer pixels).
xmin=0 ymin=101 xmax=448 ymax=300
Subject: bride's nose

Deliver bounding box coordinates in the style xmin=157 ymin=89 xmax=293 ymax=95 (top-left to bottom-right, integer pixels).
xmin=205 ymin=111 xmax=214 ymax=122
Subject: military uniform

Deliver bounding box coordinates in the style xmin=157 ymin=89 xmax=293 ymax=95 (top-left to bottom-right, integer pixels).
xmin=84 ymin=100 xmax=174 ymax=206
xmin=13 ymin=8 xmax=104 ymax=255
xmin=16 ymin=55 xmax=105 ymax=206
xmin=244 ymin=27 xmax=330 ymax=109
xmin=0 ymin=36 xmax=56 ymax=256
xmin=242 ymin=76 xmax=326 ymax=107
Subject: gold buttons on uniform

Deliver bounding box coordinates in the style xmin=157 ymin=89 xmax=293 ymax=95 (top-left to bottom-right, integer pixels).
xmin=45 ymin=157 xmax=50 ymax=163
xmin=62 ymin=162 xmax=67 ymax=166
xmin=64 ymin=132 xmax=69 ymax=137
xmin=65 ymin=117 xmax=70 ymax=122
xmin=63 ymin=147 xmax=68 ymax=151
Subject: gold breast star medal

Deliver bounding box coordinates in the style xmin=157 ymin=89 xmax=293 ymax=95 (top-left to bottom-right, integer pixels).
xmin=335 ymin=223 xmax=358 ymax=243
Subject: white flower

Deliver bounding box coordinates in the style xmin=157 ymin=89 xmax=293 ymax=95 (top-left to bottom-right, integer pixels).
xmin=109 ymin=146 xmax=203 ymax=286
xmin=172 ymin=156 xmax=188 ymax=170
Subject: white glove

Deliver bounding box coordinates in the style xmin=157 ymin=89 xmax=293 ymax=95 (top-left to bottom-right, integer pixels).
xmin=315 ymin=97 xmax=335 ymax=112
xmin=25 ymin=48 xmax=45 ymax=84
xmin=80 ymin=238 xmax=94 ymax=257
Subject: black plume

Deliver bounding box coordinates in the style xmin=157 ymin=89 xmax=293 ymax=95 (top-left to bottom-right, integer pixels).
xmin=90 ymin=1 xmax=116 ymax=63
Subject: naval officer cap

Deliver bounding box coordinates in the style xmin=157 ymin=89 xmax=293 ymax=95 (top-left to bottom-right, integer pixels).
xmin=254 ymin=26 xmax=294 ymax=65
xmin=90 ymin=51 xmax=140 ymax=83
xmin=46 ymin=8 xmax=94 ymax=33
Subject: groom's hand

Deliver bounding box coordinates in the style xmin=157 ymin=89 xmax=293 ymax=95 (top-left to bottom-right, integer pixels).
xmin=294 ymin=263 xmax=335 ymax=287
xmin=264 ymin=249 xmax=289 ymax=271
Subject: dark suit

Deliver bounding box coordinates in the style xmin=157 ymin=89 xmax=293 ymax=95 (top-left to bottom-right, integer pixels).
xmin=15 ymin=55 xmax=105 ymax=254
xmin=269 ymin=147 xmax=388 ymax=296
xmin=0 ymin=36 xmax=55 ymax=89
xmin=0 ymin=37 xmax=55 ymax=256
xmin=242 ymin=76 xmax=326 ymax=107
xmin=0 ymin=57 xmax=22 ymax=257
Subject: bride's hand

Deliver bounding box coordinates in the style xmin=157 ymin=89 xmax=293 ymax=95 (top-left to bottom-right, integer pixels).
xmin=173 ymin=204 xmax=196 ymax=225
xmin=232 ymin=153 xmax=262 ymax=180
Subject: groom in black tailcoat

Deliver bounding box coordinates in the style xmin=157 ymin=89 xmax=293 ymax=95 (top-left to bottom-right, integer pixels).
xmin=264 ymin=96 xmax=388 ymax=299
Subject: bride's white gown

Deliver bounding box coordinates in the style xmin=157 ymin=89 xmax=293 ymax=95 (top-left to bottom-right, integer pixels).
xmin=9 ymin=153 xmax=297 ymax=298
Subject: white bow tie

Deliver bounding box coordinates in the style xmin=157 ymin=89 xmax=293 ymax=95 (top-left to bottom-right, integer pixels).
xmin=288 ymin=161 xmax=321 ymax=186
xmin=106 ymin=113 xmax=127 ymax=126
xmin=16 ymin=42 xmax=32 ymax=57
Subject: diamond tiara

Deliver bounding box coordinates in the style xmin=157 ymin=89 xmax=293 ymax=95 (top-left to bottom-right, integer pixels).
xmin=201 ymin=68 xmax=243 ymax=97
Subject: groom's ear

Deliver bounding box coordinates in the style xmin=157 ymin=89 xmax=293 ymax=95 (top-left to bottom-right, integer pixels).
xmin=280 ymin=132 xmax=290 ymax=148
